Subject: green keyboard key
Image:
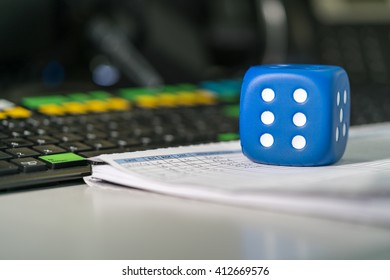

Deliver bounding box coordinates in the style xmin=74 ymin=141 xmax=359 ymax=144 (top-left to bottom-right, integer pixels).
xmin=67 ymin=93 xmax=91 ymax=102
xmin=22 ymin=95 xmax=69 ymax=109
xmin=218 ymin=133 xmax=240 ymax=141
xmin=159 ymin=84 xmax=197 ymax=93
xmin=66 ymin=91 xmax=112 ymax=102
xmin=89 ymin=91 xmax=111 ymax=100
xmin=39 ymin=153 xmax=87 ymax=169
xmin=223 ymin=105 xmax=240 ymax=118
xmin=119 ymin=88 xmax=157 ymax=101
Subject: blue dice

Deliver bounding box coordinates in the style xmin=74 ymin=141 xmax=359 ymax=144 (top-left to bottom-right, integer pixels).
xmin=240 ymin=64 xmax=350 ymax=166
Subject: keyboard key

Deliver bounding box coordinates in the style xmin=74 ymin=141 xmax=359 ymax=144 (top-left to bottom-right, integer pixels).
xmin=10 ymin=131 xmax=23 ymax=137
xmin=62 ymin=102 xmax=88 ymax=114
xmin=133 ymin=126 xmax=154 ymax=137
xmin=89 ymin=90 xmax=111 ymax=100
xmin=22 ymin=129 xmax=34 ymax=136
xmin=114 ymin=138 xmax=142 ymax=148
xmin=0 ymin=160 xmax=19 ymax=175
xmin=0 ymin=151 xmax=12 ymax=160
xmin=5 ymin=147 xmax=40 ymax=158
xmin=85 ymin=139 xmax=117 ymax=150
xmin=2 ymin=138 xmax=34 ymax=148
xmin=84 ymin=100 xmax=109 ymax=112
xmin=11 ymin=157 xmax=47 ymax=173
xmin=0 ymin=99 xmax=15 ymax=110
xmin=22 ymin=95 xmax=68 ymax=109
xmin=85 ymin=132 xmax=108 ymax=140
xmin=32 ymin=144 xmax=67 ymax=155
xmin=28 ymin=135 xmax=59 ymax=145
xmin=39 ymin=153 xmax=87 ymax=169
xmin=38 ymin=104 xmax=66 ymax=116
xmin=218 ymin=133 xmax=240 ymax=141
xmin=223 ymin=105 xmax=240 ymax=118
xmin=0 ymin=132 xmax=9 ymax=139
xmin=106 ymin=97 xmax=131 ymax=111
xmin=54 ymin=133 xmax=83 ymax=142
xmin=140 ymin=137 xmax=152 ymax=145
xmin=108 ymin=130 xmax=126 ymax=138
xmin=59 ymin=125 xmax=84 ymax=133
xmin=36 ymin=128 xmax=48 ymax=135
xmin=59 ymin=142 xmax=92 ymax=152
xmin=4 ymin=106 xmax=32 ymax=118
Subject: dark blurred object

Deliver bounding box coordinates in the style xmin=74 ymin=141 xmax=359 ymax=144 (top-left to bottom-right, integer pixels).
xmin=0 ymin=0 xmax=94 ymax=93
xmin=0 ymin=0 xmax=262 ymax=94
xmin=1 ymin=0 xmax=390 ymax=102
xmin=0 ymin=0 xmax=60 ymax=89
xmin=87 ymin=17 xmax=163 ymax=87
xmin=0 ymin=0 xmax=56 ymax=60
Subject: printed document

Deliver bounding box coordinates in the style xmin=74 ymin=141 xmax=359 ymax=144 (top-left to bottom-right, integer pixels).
xmin=84 ymin=122 xmax=390 ymax=226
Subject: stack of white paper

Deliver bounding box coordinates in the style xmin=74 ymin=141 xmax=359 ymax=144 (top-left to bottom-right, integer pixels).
xmin=84 ymin=122 xmax=390 ymax=227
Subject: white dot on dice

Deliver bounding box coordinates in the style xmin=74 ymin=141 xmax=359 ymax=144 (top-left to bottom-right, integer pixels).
xmin=292 ymin=112 xmax=307 ymax=127
xmin=337 ymin=91 xmax=340 ymax=106
xmin=261 ymin=88 xmax=275 ymax=102
xmin=343 ymin=123 xmax=346 ymax=137
xmin=344 ymin=90 xmax=347 ymax=104
xmin=336 ymin=127 xmax=339 ymax=142
xmin=292 ymin=135 xmax=306 ymax=149
xmin=340 ymin=108 xmax=343 ymax=123
xmin=293 ymin=88 xmax=308 ymax=103
xmin=261 ymin=111 xmax=275 ymax=125
xmin=260 ymin=133 xmax=274 ymax=147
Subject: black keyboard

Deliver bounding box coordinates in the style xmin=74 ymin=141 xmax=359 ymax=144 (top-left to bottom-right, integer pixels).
xmin=0 ymin=80 xmax=241 ymax=191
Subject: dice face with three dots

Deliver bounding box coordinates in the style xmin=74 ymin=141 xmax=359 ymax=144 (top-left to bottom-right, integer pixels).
xmin=240 ymin=64 xmax=350 ymax=166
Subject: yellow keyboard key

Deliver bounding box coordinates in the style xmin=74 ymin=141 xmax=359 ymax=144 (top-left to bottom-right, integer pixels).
xmin=158 ymin=93 xmax=178 ymax=107
xmin=63 ymin=102 xmax=88 ymax=114
xmin=38 ymin=104 xmax=66 ymax=116
xmin=135 ymin=95 xmax=159 ymax=108
xmin=176 ymin=92 xmax=197 ymax=106
xmin=106 ymin=98 xmax=131 ymax=111
xmin=195 ymin=90 xmax=217 ymax=105
xmin=84 ymin=100 xmax=109 ymax=112
xmin=0 ymin=112 xmax=7 ymax=119
xmin=5 ymin=106 xmax=32 ymax=118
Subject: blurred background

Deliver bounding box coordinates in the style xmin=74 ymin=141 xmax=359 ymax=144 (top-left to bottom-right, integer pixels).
xmin=1 ymin=0 xmax=390 ymax=110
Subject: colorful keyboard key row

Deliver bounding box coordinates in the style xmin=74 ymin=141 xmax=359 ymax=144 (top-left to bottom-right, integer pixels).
xmin=36 ymin=98 xmax=131 ymax=115
xmin=0 ymin=80 xmax=241 ymax=118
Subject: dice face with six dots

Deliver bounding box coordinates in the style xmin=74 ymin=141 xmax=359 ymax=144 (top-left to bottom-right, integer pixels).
xmin=240 ymin=64 xmax=350 ymax=166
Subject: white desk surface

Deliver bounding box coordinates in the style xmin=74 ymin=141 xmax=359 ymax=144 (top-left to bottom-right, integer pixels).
xmin=1 ymin=183 xmax=390 ymax=260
